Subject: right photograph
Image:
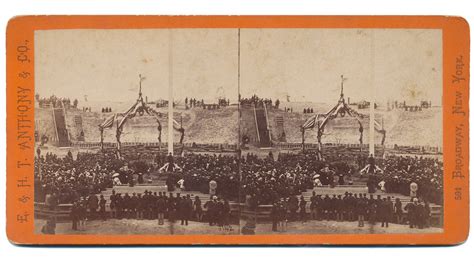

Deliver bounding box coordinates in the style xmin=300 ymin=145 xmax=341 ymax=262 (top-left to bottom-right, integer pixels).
xmin=238 ymin=28 xmax=443 ymax=235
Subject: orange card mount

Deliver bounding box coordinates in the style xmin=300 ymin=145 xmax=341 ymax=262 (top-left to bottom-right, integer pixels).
xmin=6 ymin=16 xmax=470 ymax=246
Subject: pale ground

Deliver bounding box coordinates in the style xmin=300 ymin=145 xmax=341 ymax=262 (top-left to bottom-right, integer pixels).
xmin=35 ymin=219 xmax=241 ymax=235
xmin=252 ymin=220 xmax=443 ymax=235
xmin=35 ymin=218 xmax=441 ymax=235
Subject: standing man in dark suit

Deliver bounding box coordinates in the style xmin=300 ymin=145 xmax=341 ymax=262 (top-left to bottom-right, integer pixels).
xmin=87 ymin=193 xmax=99 ymax=220
xmin=288 ymin=195 xmax=299 ymax=221
xmin=156 ymin=193 xmax=166 ymax=225
xmin=71 ymin=201 xmax=79 ymax=230
xmin=299 ymin=195 xmax=307 ymax=222
xmin=99 ymin=194 xmax=107 ymax=221
xmin=109 ymin=189 xmax=117 ymax=219
xmin=310 ymin=191 xmax=318 ymax=220
xmin=380 ymin=198 xmax=392 ymax=227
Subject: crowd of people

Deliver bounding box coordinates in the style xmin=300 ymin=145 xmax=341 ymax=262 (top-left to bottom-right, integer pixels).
xmin=155 ymin=99 xmax=172 ymax=108
xmin=35 ymin=147 xmax=442 ymax=207
xmin=184 ymin=97 xmax=205 ymax=108
xmin=269 ymin=191 xmax=432 ymax=232
xmin=241 ymin=151 xmax=353 ymax=205
xmin=36 ymin=94 xmax=79 ymax=109
xmin=36 ymin=144 xmax=442 ymax=232
xmin=376 ymin=155 xmax=443 ymax=205
xmin=217 ymin=98 xmax=231 ymax=107
xmin=241 ymin=151 xmax=443 ymax=206
xmin=303 ymin=108 xmax=314 ymax=113
xmin=35 ymin=150 xmax=116 ymax=204
xmin=154 ymin=152 xmax=240 ymax=200
xmin=69 ymin=191 xmax=233 ymax=231
xmin=35 ymin=149 xmax=240 ymax=204
xmin=35 ymin=148 xmax=170 ymax=204
xmin=240 ymin=95 xmax=280 ymax=109
xmin=101 ymin=107 xmax=113 ymax=113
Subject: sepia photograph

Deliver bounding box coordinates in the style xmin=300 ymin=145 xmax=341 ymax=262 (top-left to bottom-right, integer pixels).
xmin=33 ymin=28 xmax=443 ymax=235
xmin=238 ymin=29 xmax=443 ymax=235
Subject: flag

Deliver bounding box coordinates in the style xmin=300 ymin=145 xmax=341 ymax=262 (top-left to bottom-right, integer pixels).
xmin=302 ymin=114 xmax=317 ymax=129
xmin=117 ymin=102 xmax=140 ymax=129
xmin=172 ymin=118 xmax=182 ymax=131
xmin=99 ymin=114 xmax=115 ymax=129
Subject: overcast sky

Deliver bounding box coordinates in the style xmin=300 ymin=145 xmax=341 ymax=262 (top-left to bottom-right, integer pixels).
xmin=36 ymin=28 xmax=441 ymax=105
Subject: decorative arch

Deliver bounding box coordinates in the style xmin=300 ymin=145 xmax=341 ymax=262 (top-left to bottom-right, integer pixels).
xmin=98 ymin=75 xmax=184 ymax=157
xmin=301 ymin=75 xmax=386 ymax=160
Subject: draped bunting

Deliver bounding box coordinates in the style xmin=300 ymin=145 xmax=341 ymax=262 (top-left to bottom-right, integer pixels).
xmin=99 ymin=114 xmax=116 ymax=129
xmin=302 ymin=114 xmax=317 ymax=130
xmin=98 ymin=97 xmax=185 ymax=146
xmin=301 ymin=105 xmax=385 ymax=134
xmin=117 ymin=101 xmax=141 ymax=129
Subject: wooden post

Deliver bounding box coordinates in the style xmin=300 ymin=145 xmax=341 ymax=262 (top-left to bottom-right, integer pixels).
xmin=301 ymin=128 xmax=305 ymax=152
xmin=369 ymin=30 xmax=375 ymax=157
xmin=168 ymin=29 xmax=174 ymax=155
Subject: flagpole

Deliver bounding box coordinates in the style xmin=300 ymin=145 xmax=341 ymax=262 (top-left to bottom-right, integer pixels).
xmin=237 ymin=28 xmax=241 ymax=153
xmin=168 ymin=29 xmax=174 ymax=155
xmin=369 ymin=30 xmax=375 ymax=157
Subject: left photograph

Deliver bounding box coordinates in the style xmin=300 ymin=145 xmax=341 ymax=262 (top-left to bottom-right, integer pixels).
xmin=34 ymin=29 xmax=241 ymax=235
